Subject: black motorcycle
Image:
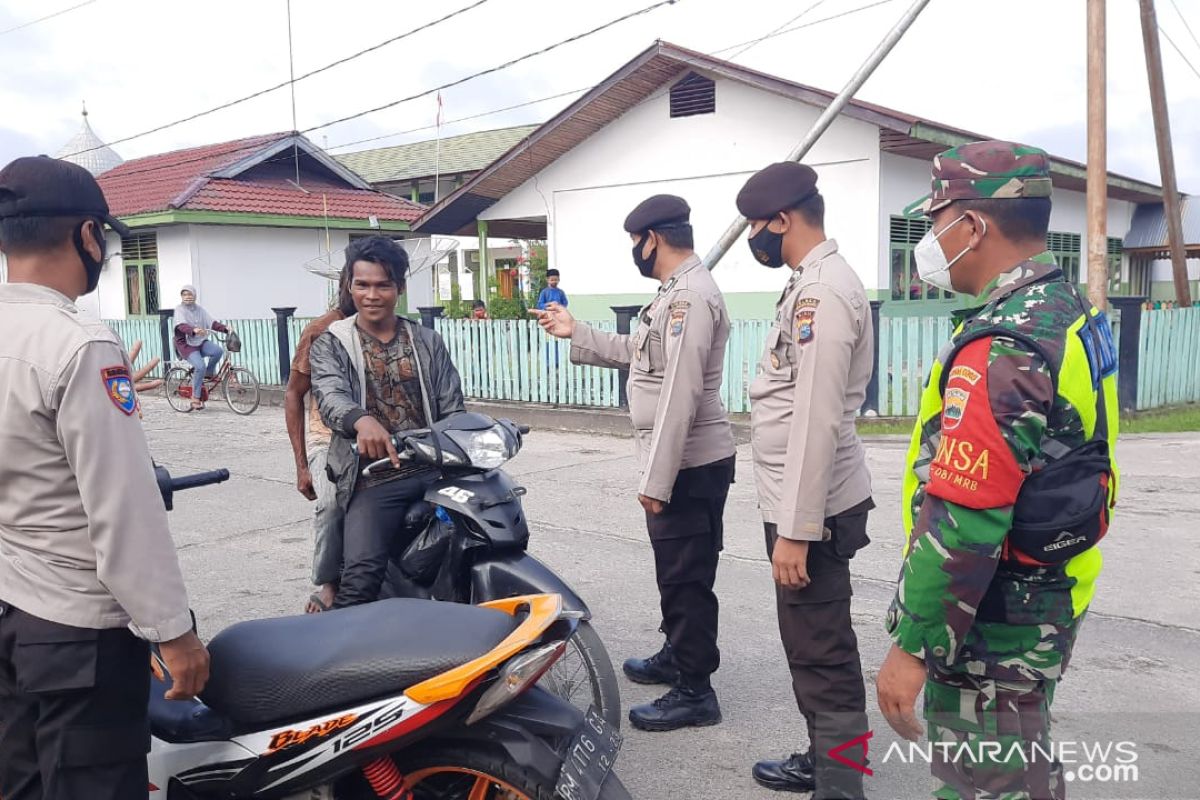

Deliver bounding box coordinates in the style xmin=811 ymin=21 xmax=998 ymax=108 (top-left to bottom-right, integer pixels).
xmin=358 ymin=413 xmax=622 ymax=728
xmin=147 ymin=465 xmax=631 ymax=800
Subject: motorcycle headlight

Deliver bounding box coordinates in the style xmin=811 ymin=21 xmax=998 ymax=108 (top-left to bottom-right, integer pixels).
xmin=445 ymin=426 xmax=517 ymax=469
xmin=410 ymin=438 xmax=466 ymax=466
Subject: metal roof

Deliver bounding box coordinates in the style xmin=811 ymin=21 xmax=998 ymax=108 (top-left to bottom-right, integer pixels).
xmin=56 ymin=107 xmax=124 ymax=176
xmin=334 ymin=125 xmax=538 ymax=184
xmin=415 ymin=40 xmax=1168 ymax=237
xmin=1124 ymin=196 xmax=1200 ymax=251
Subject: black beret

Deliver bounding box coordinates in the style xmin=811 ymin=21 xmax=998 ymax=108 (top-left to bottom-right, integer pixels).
xmin=623 ymin=194 xmax=691 ymax=234
xmin=736 ymin=162 xmax=820 ymax=220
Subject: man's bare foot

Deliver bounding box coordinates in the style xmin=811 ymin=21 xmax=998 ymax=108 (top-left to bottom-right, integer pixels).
xmin=305 ymin=584 xmax=336 ymax=613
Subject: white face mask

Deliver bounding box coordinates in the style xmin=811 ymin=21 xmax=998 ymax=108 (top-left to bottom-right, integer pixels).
xmin=913 ymin=214 xmax=985 ymax=294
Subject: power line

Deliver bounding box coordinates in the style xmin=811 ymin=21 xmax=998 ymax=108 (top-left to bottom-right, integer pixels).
xmin=299 ymin=0 xmax=680 ymax=136
xmin=1160 ymin=24 xmax=1200 ymax=83
xmin=0 ymin=0 xmax=95 ymax=36
xmin=713 ymin=0 xmax=897 ymax=56
xmin=327 ymin=88 xmax=591 ymax=152
xmin=61 ymin=0 xmax=492 ymax=158
xmin=1168 ymin=0 xmax=1200 ymax=55
xmin=328 ymin=0 xmax=894 ymax=154
xmin=726 ymin=0 xmax=827 ymax=60
xmin=91 ymin=0 xmax=885 ymax=187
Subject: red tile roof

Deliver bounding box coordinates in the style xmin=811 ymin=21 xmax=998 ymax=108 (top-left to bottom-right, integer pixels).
xmin=98 ymin=133 xmax=425 ymax=223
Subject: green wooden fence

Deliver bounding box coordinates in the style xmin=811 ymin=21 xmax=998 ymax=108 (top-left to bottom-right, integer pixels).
xmin=1137 ymin=306 xmax=1200 ymax=410
xmin=104 ymin=316 xmax=316 ymax=386
xmin=104 ymin=306 xmax=1200 ymax=415
xmin=875 ymin=316 xmax=953 ymax=417
xmin=436 ymin=319 xmax=622 ymax=408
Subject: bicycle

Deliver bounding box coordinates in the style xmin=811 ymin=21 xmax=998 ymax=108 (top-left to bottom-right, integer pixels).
xmin=163 ymin=332 xmax=261 ymax=415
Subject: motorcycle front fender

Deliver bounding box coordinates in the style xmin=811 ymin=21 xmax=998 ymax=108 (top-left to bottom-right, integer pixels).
xmin=470 ymin=552 xmax=592 ymax=619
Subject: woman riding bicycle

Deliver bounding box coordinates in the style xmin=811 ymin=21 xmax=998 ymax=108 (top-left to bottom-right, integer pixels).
xmin=173 ymin=285 xmax=228 ymax=411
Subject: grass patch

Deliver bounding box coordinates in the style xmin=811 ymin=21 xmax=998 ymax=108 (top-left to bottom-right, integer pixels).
xmin=854 ymin=406 xmax=1200 ymax=435
xmin=1120 ymin=405 xmax=1200 ymax=434
xmin=856 ymin=417 xmax=916 ymax=436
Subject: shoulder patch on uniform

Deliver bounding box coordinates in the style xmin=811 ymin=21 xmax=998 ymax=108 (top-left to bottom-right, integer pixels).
xmin=926 ymin=338 xmax=1024 ymax=509
xmin=669 ymin=299 xmax=691 ymax=311
xmin=102 ymin=365 xmax=137 ymax=416
xmin=669 ymin=307 xmax=687 ymax=337
xmin=794 ymin=298 xmax=819 ymax=344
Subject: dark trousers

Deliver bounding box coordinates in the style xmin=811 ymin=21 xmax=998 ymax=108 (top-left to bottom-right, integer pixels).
xmin=765 ymin=498 xmax=873 ymax=800
xmin=645 ymin=456 xmax=735 ymax=687
xmin=0 ymin=602 xmax=150 ymax=800
xmin=334 ymin=474 xmax=435 ymax=608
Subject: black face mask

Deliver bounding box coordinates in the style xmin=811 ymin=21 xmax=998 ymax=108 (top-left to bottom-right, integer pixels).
xmin=748 ymin=219 xmax=786 ymax=269
xmin=73 ymin=222 xmax=106 ymax=293
xmin=632 ymin=233 xmax=657 ymax=278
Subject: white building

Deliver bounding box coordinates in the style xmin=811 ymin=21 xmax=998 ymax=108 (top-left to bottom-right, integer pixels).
xmin=416 ymin=42 xmax=1174 ymax=320
xmin=86 ymin=133 xmax=426 ymax=321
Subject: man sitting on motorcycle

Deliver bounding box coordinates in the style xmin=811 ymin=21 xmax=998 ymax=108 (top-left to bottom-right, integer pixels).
xmin=309 ymin=236 xmax=465 ymax=608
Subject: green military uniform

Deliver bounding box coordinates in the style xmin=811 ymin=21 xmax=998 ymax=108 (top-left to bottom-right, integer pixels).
xmin=886 ymin=143 xmax=1120 ymax=800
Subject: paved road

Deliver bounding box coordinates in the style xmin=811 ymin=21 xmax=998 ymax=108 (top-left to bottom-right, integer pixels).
xmin=143 ymin=397 xmax=1200 ymax=799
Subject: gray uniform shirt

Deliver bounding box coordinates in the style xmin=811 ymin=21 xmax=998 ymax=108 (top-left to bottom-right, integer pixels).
xmin=0 ymin=283 xmax=192 ymax=641
xmin=570 ymin=255 xmax=735 ymax=501
xmin=749 ymin=239 xmax=873 ymax=541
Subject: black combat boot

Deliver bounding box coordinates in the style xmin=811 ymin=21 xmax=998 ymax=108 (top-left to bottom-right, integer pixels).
xmin=627 ymin=676 xmax=721 ymax=732
xmin=752 ymin=750 xmax=815 ymax=793
xmin=622 ymin=638 xmax=680 ymax=686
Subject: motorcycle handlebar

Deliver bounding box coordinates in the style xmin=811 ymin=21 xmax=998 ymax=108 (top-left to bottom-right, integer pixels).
xmin=170 ymin=469 xmax=231 ymax=493
xmin=517 ymin=425 xmax=531 ymax=435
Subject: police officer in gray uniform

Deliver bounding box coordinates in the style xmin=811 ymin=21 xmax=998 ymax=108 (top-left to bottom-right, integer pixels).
xmin=535 ymin=195 xmax=735 ymax=732
xmin=737 ymin=163 xmax=874 ymax=799
xmin=0 ymin=156 xmax=209 ymax=800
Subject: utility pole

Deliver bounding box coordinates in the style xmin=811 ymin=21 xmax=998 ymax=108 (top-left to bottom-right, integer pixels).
xmin=1139 ymin=0 xmax=1192 ymax=307
xmin=1086 ymin=0 xmax=1108 ymax=309
xmin=702 ymin=0 xmax=933 ymax=270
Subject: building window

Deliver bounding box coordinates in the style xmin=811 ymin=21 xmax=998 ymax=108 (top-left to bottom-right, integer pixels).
xmin=888 ymin=216 xmax=951 ymax=301
xmin=1107 ymin=236 xmax=1123 ymax=293
xmin=1047 ymin=231 xmax=1082 ymax=284
xmin=670 ymin=73 xmax=716 ymax=118
xmin=121 ymin=232 xmax=159 ymax=317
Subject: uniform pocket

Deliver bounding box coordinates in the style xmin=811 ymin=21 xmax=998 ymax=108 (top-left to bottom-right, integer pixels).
xmin=761 ymin=327 xmax=792 ymax=380
xmin=13 ymin=623 xmax=99 ymax=693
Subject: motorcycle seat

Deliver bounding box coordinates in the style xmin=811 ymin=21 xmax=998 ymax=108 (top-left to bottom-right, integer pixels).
xmin=200 ymin=599 xmax=519 ymax=728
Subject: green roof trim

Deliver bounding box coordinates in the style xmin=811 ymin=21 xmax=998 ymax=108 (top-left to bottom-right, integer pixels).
xmin=335 ymin=125 xmax=539 ymax=184
xmin=118 ymin=210 xmax=411 ymax=231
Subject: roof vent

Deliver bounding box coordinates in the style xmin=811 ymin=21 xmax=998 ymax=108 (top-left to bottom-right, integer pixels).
xmin=670 ymin=73 xmax=716 ymax=118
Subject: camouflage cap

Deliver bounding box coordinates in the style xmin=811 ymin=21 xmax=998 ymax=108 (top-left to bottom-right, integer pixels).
xmin=903 ymin=140 xmax=1053 ymax=218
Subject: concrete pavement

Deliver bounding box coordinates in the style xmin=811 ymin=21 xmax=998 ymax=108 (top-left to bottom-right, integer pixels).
xmin=142 ymin=396 xmax=1200 ymax=799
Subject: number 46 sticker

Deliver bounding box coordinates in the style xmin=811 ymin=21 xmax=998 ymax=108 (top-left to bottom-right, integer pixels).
xmin=438 ymin=486 xmax=475 ymax=504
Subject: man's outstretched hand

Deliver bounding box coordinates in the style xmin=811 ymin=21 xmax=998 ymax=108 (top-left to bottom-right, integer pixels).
xmin=530 ymin=302 xmax=576 ymax=339
xmin=127 ymin=340 xmax=163 ymax=392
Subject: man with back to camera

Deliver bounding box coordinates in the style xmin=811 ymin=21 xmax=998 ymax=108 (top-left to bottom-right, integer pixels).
xmin=0 ymin=155 xmax=209 ymax=800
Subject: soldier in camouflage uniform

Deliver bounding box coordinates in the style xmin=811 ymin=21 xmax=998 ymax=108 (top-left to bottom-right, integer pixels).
xmin=875 ymin=141 xmax=1120 ymax=800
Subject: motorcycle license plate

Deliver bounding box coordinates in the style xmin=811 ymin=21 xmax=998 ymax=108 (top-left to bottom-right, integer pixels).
xmin=555 ymin=707 xmax=622 ymax=800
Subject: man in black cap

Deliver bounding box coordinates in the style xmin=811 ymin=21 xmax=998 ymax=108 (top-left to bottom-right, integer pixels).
xmin=736 ymin=162 xmax=874 ymax=798
xmin=0 ymin=156 xmax=209 ymax=799
xmin=534 ymin=194 xmax=735 ymax=731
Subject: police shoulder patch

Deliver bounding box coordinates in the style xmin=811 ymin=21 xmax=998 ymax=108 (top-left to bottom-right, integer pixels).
xmin=794 ymin=297 xmax=819 ymax=344
xmin=926 ymin=338 xmax=1023 ymax=510
xmin=102 ymin=365 xmax=137 ymax=416
xmin=669 ymin=306 xmax=687 ymax=337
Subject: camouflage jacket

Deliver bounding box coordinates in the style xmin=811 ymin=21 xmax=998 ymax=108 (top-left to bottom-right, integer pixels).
xmin=886 ymin=253 xmax=1112 ymax=681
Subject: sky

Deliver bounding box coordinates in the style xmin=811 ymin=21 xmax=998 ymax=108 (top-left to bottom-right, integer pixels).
xmin=2 ymin=0 xmax=1199 ymax=192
